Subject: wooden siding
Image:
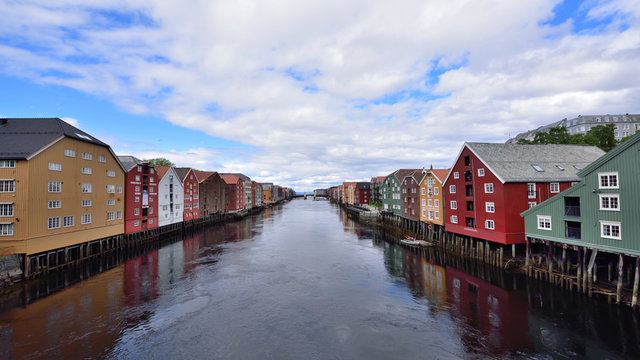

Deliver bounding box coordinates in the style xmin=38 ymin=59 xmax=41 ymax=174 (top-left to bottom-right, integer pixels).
xmin=381 ymin=175 xmax=402 ymax=215
xmin=419 ymin=173 xmax=445 ymax=226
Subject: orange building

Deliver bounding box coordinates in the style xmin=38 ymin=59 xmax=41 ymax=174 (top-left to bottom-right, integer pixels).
xmin=419 ymin=167 xmax=450 ymax=227
xmin=0 ymin=118 xmax=125 ymax=256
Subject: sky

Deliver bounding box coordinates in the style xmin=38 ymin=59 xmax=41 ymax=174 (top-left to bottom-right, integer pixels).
xmin=1 ymin=0 xmax=639 ymax=191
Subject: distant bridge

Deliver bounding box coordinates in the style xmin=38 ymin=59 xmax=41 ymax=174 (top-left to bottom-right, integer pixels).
xmin=292 ymin=194 xmax=329 ymax=199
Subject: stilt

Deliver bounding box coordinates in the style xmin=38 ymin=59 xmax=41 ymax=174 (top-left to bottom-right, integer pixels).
xmin=617 ymin=253 xmax=624 ymax=304
xmin=525 ymin=237 xmax=530 ymax=267
xmin=582 ymin=248 xmax=588 ymax=293
xmin=561 ymin=247 xmax=567 ymax=273
xmin=547 ymin=241 xmax=553 ymax=282
xmin=632 ymin=257 xmax=640 ymax=308
xmin=587 ymin=250 xmax=598 ymax=297
xmin=511 ymin=244 xmax=516 ymax=258
xmin=577 ymin=247 xmax=583 ymax=293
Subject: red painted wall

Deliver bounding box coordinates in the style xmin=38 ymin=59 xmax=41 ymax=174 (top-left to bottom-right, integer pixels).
xmin=182 ymin=169 xmax=200 ymax=220
xmin=124 ymin=164 xmax=159 ymax=234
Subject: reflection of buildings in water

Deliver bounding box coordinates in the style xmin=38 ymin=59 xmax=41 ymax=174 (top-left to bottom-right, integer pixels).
xmin=124 ymin=251 xmax=159 ymax=307
xmin=0 ymin=267 xmax=127 ymax=359
xmin=446 ymin=266 xmax=533 ymax=355
xmin=402 ymin=250 xmax=447 ymax=311
xmin=158 ymin=242 xmax=185 ymax=288
xmin=182 ymin=233 xmax=202 ymax=274
xmin=383 ymin=243 xmax=405 ymax=278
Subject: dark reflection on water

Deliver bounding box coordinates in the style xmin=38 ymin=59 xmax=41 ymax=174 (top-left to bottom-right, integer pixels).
xmin=1 ymin=200 xmax=639 ymax=359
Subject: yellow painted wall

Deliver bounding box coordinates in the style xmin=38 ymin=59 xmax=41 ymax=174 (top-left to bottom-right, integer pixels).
xmin=0 ymin=136 xmax=125 ymax=255
xmin=419 ymin=173 xmax=445 ymax=226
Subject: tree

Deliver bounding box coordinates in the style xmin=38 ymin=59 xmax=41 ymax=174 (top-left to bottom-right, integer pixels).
xmin=517 ymin=124 xmax=618 ymax=152
xmin=145 ymin=158 xmax=175 ymax=167
xmin=586 ymin=124 xmax=617 ymax=152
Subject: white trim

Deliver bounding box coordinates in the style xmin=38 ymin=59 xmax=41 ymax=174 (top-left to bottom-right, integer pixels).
xmin=598 ymin=171 xmax=619 ymax=189
xmin=550 ymin=182 xmax=560 ymax=193
xmin=27 ymin=135 xmax=64 ymax=160
xmin=600 ymin=220 xmax=621 ymax=240
xmin=599 ymin=194 xmax=620 ymax=211
xmin=537 ymin=215 xmax=551 ymax=230
xmin=443 ymin=143 xmax=506 ymax=185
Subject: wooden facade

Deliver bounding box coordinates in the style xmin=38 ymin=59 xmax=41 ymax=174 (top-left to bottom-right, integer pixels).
xmin=156 ymin=166 xmax=184 ymax=227
xmin=174 ymin=167 xmax=200 ymax=220
xmin=401 ymin=171 xmax=424 ymax=220
xmin=119 ymin=157 xmax=158 ymax=234
xmin=419 ymin=168 xmax=449 ymax=226
xmin=195 ymin=171 xmax=228 ymax=216
xmin=220 ymin=174 xmax=243 ymax=211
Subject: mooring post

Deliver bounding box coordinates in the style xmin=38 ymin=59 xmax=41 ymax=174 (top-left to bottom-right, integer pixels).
xmin=617 ymin=253 xmax=624 ymax=304
xmin=633 ymin=257 xmax=640 ymax=308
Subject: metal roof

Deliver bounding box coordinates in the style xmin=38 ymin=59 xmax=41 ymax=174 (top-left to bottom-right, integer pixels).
xmin=465 ymin=142 xmax=605 ymax=183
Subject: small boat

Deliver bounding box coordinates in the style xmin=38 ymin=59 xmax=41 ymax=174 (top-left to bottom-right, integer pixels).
xmin=400 ymin=235 xmax=433 ymax=247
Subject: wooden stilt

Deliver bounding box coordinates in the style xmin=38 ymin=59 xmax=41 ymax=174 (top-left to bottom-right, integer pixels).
xmin=577 ymin=247 xmax=583 ymax=293
xmin=561 ymin=247 xmax=567 ymax=273
xmin=632 ymin=257 xmax=640 ymax=308
xmin=512 ymin=244 xmax=516 ymax=258
xmin=587 ymin=250 xmax=598 ymax=297
xmin=582 ymin=248 xmax=588 ymax=293
xmin=617 ymin=253 xmax=624 ymax=304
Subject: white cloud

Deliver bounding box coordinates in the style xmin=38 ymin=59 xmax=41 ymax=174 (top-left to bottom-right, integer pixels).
xmin=1 ymin=0 xmax=639 ymax=190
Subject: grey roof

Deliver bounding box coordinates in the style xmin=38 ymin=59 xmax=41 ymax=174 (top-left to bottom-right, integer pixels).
xmin=466 ymin=142 xmax=605 ymax=183
xmin=356 ymin=182 xmax=371 ymax=190
xmin=0 ymin=118 xmax=109 ymax=159
xmin=173 ymin=167 xmax=193 ymax=182
xmin=117 ymin=155 xmax=144 ymax=172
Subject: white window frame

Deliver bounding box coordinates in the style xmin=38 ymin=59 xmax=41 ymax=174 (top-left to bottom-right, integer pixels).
xmin=48 ymin=162 xmax=62 ymax=171
xmin=117 ymin=211 xmax=122 ymax=219
xmin=107 ymin=170 xmax=116 ymax=177
xmin=134 ymin=220 xmax=139 ymax=227
xmin=107 ymin=184 xmax=116 ymax=193
xmin=0 ymin=203 xmax=14 ymax=217
xmin=450 ymin=215 xmax=458 ymax=224
xmin=81 ymin=213 xmax=92 ymax=225
xmin=107 ymin=199 xmax=115 ymax=206
xmin=450 ymin=201 xmax=457 ymax=210
xmin=550 ymin=182 xmax=560 ymax=193
xmin=599 ymin=194 xmax=620 ymax=211
xmin=81 ymin=152 xmax=93 ymax=160
xmin=485 ymin=220 xmax=495 ymax=230
xmin=63 ymin=215 xmax=74 ymax=227
xmin=449 ymin=185 xmax=456 ymax=194
xmin=537 ymin=215 xmax=551 ymax=230
xmin=485 ymin=202 xmax=495 ymax=213
xmin=0 ymin=160 xmax=16 ymax=168
xmin=64 ymin=149 xmax=76 ymax=157
xmin=453 ymin=172 xmax=459 ymax=179
xmin=81 ymin=183 xmax=92 ymax=193
xmin=0 ymin=180 xmax=15 ymax=193
xmin=48 ymin=216 xmax=61 ymax=229
xmin=528 ymin=201 xmax=537 ymax=208
xmin=600 ymin=221 xmax=621 ymax=240
xmin=98 ymin=155 xmax=106 ymax=163
xmin=484 ymin=183 xmax=493 ymax=194
xmin=117 ymin=185 xmax=123 ymax=193
xmin=478 ymin=168 xmax=485 ymax=177
xmin=134 ymin=208 xmax=140 ymax=215
xmin=81 ymin=199 xmax=92 ymax=207
xmin=107 ymin=211 xmax=115 ymax=221
xmin=428 ymin=199 xmax=432 ymax=207
xmin=0 ymin=223 xmax=14 ymax=236
xmin=598 ymin=172 xmax=619 ymax=189
xmin=81 ymin=167 xmax=92 ymax=175
xmin=48 ymin=200 xmax=61 ymax=209
xmin=48 ymin=181 xmax=61 ymax=193
xmin=434 ymin=187 xmax=439 ymax=196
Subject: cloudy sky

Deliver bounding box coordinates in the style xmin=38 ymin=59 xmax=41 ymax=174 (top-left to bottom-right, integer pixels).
xmin=1 ymin=0 xmax=639 ymax=191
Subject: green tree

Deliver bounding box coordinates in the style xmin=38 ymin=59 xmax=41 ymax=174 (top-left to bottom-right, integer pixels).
xmin=586 ymin=124 xmax=617 ymax=152
xmin=518 ymin=124 xmax=618 ymax=152
xmin=145 ymin=158 xmax=175 ymax=167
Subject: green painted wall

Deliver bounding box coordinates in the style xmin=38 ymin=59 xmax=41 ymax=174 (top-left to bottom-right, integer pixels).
xmin=381 ymin=174 xmax=402 ymax=216
xmin=523 ymin=134 xmax=640 ymax=256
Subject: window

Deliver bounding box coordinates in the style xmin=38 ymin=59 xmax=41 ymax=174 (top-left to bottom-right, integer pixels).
xmin=48 ymin=181 xmax=61 ymax=193
xmin=48 ymin=217 xmax=61 ymax=229
xmin=528 ymin=202 xmax=537 ymax=208
xmin=63 ymin=215 xmax=74 ymax=227
xmin=134 ymin=220 xmax=139 ymax=227
xmin=81 ymin=183 xmax=92 ymax=193
xmin=117 ymin=211 xmax=122 ymax=219
xmin=453 ymin=172 xmax=459 ymax=179
xmin=64 ymin=149 xmax=75 ymax=157
xmin=0 ymin=223 xmax=13 ymax=236
xmin=434 ymin=199 xmax=439 ymax=207
xmin=485 ymin=220 xmax=495 ymax=230
xmin=421 ymin=199 xmax=426 ymax=207
xmin=527 ymin=183 xmax=536 ymax=199
xmin=107 ymin=184 xmax=115 ymax=193
xmin=48 ymin=162 xmax=62 ymax=171
xmin=464 ymin=156 xmax=470 ymax=166
xmin=135 ymin=196 xmax=140 ymax=203
xmin=151 ymin=186 xmax=155 ymax=192
xmin=550 ymin=183 xmax=560 ymax=193
xmin=137 ymin=166 xmax=142 ymax=172
xmin=598 ymin=172 xmax=619 ymax=189
xmin=0 ymin=160 xmax=16 ymax=168
xmin=435 ymin=211 xmax=439 ymax=219
xmin=450 ymin=201 xmax=457 ymax=210
xmin=135 ymin=175 xmax=140 ymax=181
xmin=0 ymin=180 xmax=15 ymax=193
xmin=537 ymin=215 xmax=551 ymax=230
xmin=149 ymin=219 xmax=153 ymax=224
xmin=107 ymin=212 xmax=115 ymax=221
xmin=81 ymin=213 xmax=92 ymax=225
xmin=81 ymin=199 xmax=92 ymax=207
xmin=601 ymin=221 xmax=621 ymax=240
xmin=149 ymin=207 xmax=153 ymax=214
xmin=485 ymin=202 xmax=495 ymax=213
xmin=98 ymin=155 xmax=106 ymax=163
xmin=107 ymin=199 xmax=115 ymax=206
xmin=434 ymin=187 xmax=439 ymax=195
xmin=484 ymin=183 xmax=493 ymax=193
xmin=81 ymin=152 xmax=92 ymax=160
xmin=81 ymin=167 xmax=92 ymax=174
xmin=600 ymin=194 xmax=620 ymax=211
xmin=193 ymin=202 xmax=198 ymax=208
xmin=134 ymin=208 xmax=139 ymax=215
xmin=0 ymin=203 xmax=14 ymax=217
xmin=107 ymin=170 xmax=116 ymax=177
xmin=48 ymin=200 xmax=61 ymax=209
xmin=117 ymin=185 xmax=123 ymax=193
xmin=451 ymin=215 xmax=458 ymax=224
xmin=532 ymin=164 xmax=544 ymax=172
xmin=449 ymin=185 xmax=456 ymax=194
xmin=428 ymin=199 xmax=432 ymax=206
xmin=135 ymin=186 xmax=140 ymax=193
xmin=478 ymin=168 xmax=485 ymax=177
xmin=428 ymin=210 xmax=433 ymax=220
xmin=421 ymin=188 xmax=426 ymax=195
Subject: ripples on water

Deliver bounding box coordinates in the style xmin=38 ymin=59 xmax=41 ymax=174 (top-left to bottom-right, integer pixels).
xmin=1 ymin=200 xmax=639 ymax=359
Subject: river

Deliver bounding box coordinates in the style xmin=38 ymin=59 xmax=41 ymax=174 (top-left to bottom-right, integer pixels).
xmin=1 ymin=199 xmax=639 ymax=359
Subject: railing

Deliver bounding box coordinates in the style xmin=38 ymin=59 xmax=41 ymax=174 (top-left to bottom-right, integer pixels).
xmin=564 ymin=206 xmax=580 ymax=217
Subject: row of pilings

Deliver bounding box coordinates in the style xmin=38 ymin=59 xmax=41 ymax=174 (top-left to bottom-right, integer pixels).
xmin=7 ymin=202 xmax=283 ymax=285
xmin=337 ymin=201 xmax=640 ymax=309
xmin=526 ymin=237 xmax=640 ymax=308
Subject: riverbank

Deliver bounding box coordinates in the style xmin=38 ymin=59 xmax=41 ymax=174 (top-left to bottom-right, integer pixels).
xmin=0 ymin=201 xmax=287 ymax=289
xmin=336 ymin=200 xmax=640 ymax=309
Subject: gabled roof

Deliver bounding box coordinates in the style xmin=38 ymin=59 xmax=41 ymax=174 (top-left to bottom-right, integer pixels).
xmin=194 ymin=170 xmax=216 ymax=183
xmin=220 ymin=174 xmax=242 ymax=185
xmin=428 ymin=169 xmax=450 ymax=184
xmin=223 ymin=173 xmax=250 ymax=182
xmin=155 ymin=166 xmax=171 ymax=180
xmin=576 ymin=130 xmax=640 ymax=177
xmin=444 ymin=143 xmax=605 ymax=184
xmin=173 ymin=167 xmax=197 ymax=183
xmin=356 ymin=182 xmax=370 ymax=190
xmin=0 ymin=118 xmax=109 ymax=159
xmin=371 ymin=176 xmax=386 ymax=183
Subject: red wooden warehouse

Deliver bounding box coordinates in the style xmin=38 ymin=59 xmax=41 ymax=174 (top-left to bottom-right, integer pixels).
xmin=443 ymin=143 xmax=604 ymax=246
xmin=174 ymin=167 xmax=200 ymax=220
xmin=118 ymin=156 xmax=159 ymax=234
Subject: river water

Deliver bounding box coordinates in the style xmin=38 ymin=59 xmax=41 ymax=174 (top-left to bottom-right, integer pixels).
xmin=1 ymin=199 xmax=639 ymax=359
